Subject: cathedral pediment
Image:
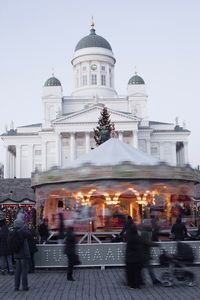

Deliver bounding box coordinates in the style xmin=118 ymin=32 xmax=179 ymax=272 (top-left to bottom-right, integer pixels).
xmin=53 ymin=105 xmax=139 ymax=125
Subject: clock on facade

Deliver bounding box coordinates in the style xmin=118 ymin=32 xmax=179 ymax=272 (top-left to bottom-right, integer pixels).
xmin=90 ymin=64 xmax=97 ymax=71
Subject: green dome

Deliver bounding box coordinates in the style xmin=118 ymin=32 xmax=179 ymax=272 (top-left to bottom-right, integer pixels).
xmin=44 ymin=76 xmax=61 ymax=87
xmin=75 ymin=28 xmax=112 ymax=51
xmin=128 ymin=74 xmax=145 ymax=85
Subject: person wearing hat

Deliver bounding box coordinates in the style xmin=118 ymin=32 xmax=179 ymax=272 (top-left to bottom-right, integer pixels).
xmin=13 ymin=219 xmax=31 ymax=291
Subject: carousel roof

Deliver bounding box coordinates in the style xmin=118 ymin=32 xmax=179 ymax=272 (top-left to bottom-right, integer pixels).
xmin=71 ymin=138 xmax=159 ymax=168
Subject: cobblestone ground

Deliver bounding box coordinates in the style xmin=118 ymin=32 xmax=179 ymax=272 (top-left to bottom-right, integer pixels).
xmin=0 ymin=267 xmax=200 ymax=300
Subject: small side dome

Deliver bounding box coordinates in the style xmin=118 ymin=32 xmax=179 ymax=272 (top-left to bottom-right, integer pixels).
xmin=44 ymin=76 xmax=61 ymax=87
xmin=75 ymin=27 xmax=112 ymax=51
xmin=128 ymin=74 xmax=145 ymax=85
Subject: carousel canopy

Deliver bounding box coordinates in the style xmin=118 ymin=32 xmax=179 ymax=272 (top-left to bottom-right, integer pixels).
xmin=70 ymin=138 xmax=159 ymax=168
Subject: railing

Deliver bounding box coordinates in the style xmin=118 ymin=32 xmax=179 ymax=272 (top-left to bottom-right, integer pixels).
xmin=47 ymin=230 xmax=119 ymax=244
xmin=34 ymin=241 xmax=200 ymax=268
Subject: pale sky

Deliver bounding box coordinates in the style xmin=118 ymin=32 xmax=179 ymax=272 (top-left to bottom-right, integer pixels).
xmin=0 ymin=0 xmax=200 ymax=167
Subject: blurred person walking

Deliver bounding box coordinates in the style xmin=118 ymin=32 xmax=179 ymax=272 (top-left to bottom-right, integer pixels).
xmin=151 ymin=215 xmax=160 ymax=241
xmin=38 ymin=219 xmax=49 ymax=244
xmin=0 ymin=219 xmax=14 ymax=275
xmin=27 ymin=228 xmax=38 ymax=273
xmin=64 ymin=225 xmax=79 ymax=281
xmin=125 ymin=224 xmax=144 ymax=289
xmin=171 ymin=217 xmax=187 ymax=241
xmin=57 ymin=212 xmax=65 ymax=244
xmin=141 ymin=230 xmax=161 ymax=285
xmin=120 ymin=215 xmax=134 ymax=240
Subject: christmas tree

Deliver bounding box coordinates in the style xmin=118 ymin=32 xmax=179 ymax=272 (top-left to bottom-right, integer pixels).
xmin=94 ymin=106 xmax=112 ymax=145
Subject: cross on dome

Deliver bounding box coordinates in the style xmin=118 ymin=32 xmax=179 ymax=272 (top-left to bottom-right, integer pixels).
xmin=91 ymin=16 xmax=95 ymax=29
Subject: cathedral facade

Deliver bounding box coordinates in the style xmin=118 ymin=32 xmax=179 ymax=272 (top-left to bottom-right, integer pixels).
xmin=1 ymin=24 xmax=190 ymax=178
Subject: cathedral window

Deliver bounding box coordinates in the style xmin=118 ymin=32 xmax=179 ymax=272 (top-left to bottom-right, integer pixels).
xmin=82 ymin=66 xmax=87 ymax=71
xmin=101 ymin=75 xmax=106 ymax=86
xmin=151 ymin=147 xmax=158 ymax=154
xmin=35 ymin=149 xmax=41 ymax=156
xmin=91 ymin=74 xmax=97 ymax=85
xmin=139 ymin=139 xmax=147 ymax=153
xmin=82 ymin=75 xmax=87 ymax=86
xmin=110 ymin=76 xmax=112 ymax=87
xmin=101 ymin=65 xmax=106 ymax=71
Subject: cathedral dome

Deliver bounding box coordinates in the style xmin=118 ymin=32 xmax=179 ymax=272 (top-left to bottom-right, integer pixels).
xmin=128 ymin=74 xmax=145 ymax=85
xmin=44 ymin=76 xmax=61 ymax=87
xmin=75 ymin=28 xmax=112 ymax=51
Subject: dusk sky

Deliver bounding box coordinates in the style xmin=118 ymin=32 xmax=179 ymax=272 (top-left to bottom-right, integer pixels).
xmin=1 ymin=0 xmax=200 ymax=167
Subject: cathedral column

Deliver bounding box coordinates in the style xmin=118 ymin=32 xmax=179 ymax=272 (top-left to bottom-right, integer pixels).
xmin=171 ymin=142 xmax=177 ymax=166
xmin=56 ymin=132 xmax=61 ymax=166
xmin=41 ymin=142 xmax=46 ymax=171
xmin=132 ymin=130 xmax=138 ymax=148
xmin=159 ymin=142 xmax=165 ymax=161
xmin=85 ymin=132 xmax=90 ymax=153
xmin=183 ymin=142 xmax=189 ymax=164
xmin=12 ymin=152 xmax=15 ymax=178
xmin=9 ymin=151 xmax=13 ymax=178
xmin=70 ymin=132 xmax=76 ymax=161
xmin=146 ymin=139 xmax=151 ymax=155
xmin=16 ymin=145 xmax=21 ymax=178
xmin=118 ymin=131 xmax=123 ymax=141
xmin=4 ymin=146 xmax=9 ymax=178
xmin=29 ymin=144 xmax=33 ymax=173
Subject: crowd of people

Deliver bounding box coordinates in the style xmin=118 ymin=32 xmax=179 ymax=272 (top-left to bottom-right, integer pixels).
xmin=0 ymin=213 xmax=38 ymax=291
xmin=0 ymin=212 xmax=197 ymax=291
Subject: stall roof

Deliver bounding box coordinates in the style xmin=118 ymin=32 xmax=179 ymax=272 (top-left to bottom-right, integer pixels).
xmin=0 ymin=179 xmax=35 ymax=204
xmin=70 ymin=138 xmax=159 ymax=168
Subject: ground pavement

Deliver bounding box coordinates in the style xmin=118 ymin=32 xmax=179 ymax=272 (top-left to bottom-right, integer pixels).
xmin=0 ymin=267 xmax=200 ymax=300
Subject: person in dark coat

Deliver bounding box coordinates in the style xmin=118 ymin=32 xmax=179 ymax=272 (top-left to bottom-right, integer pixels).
xmin=57 ymin=213 xmax=65 ymax=244
xmin=27 ymin=228 xmax=38 ymax=273
xmin=125 ymin=224 xmax=144 ymax=289
xmin=65 ymin=225 xmax=77 ymax=281
xmin=0 ymin=219 xmax=14 ymax=275
xmin=151 ymin=216 xmax=160 ymax=241
xmin=171 ymin=217 xmax=187 ymax=241
xmin=13 ymin=219 xmax=31 ymax=291
xmin=120 ymin=215 xmax=134 ymax=239
xmin=38 ymin=219 xmax=49 ymax=244
xmin=141 ymin=230 xmax=161 ymax=285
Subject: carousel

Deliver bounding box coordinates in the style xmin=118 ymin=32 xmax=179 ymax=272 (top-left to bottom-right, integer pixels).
xmin=32 ymin=138 xmax=199 ymax=236
xmin=32 ymin=138 xmax=200 ymax=268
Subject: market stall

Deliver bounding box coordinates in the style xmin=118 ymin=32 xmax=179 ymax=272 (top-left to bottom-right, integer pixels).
xmin=0 ymin=178 xmax=36 ymax=228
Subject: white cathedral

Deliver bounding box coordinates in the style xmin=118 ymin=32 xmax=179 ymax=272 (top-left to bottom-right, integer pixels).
xmin=1 ymin=24 xmax=190 ymax=179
